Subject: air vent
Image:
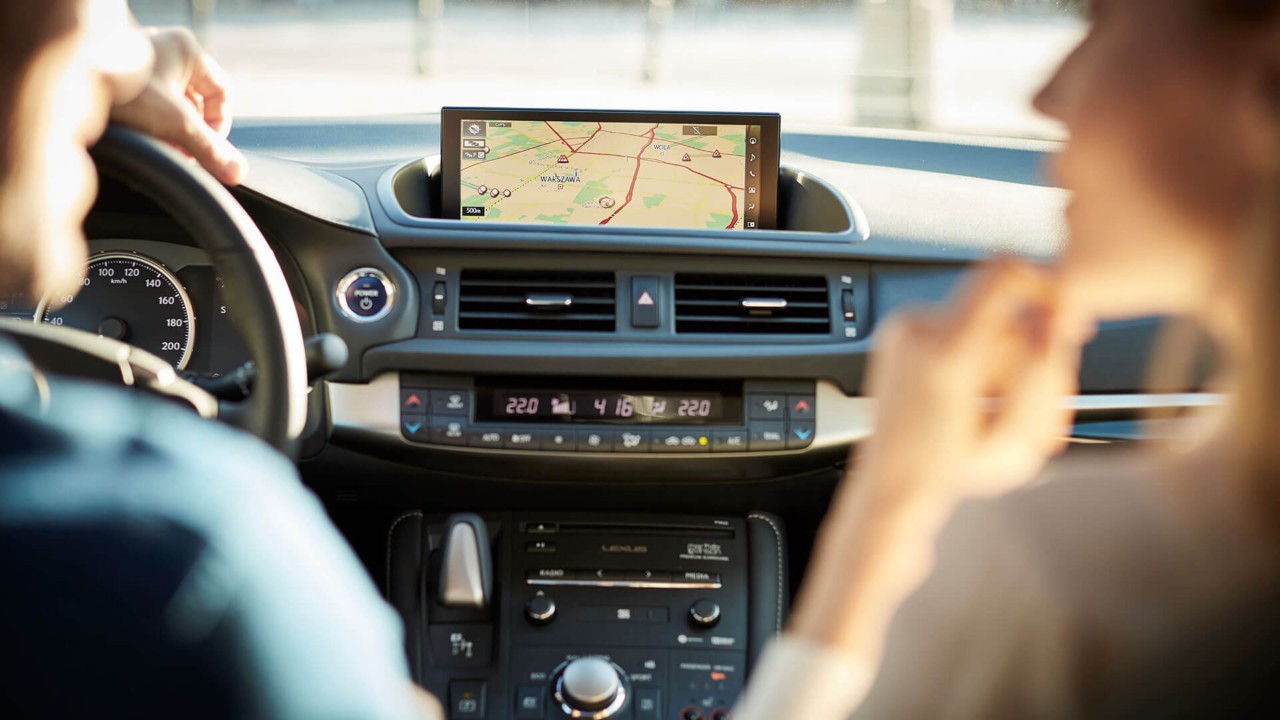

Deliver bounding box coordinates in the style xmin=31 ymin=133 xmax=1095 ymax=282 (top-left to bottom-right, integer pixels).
xmin=674 ymin=274 xmax=831 ymax=335
xmin=459 ymin=270 xmax=616 ymax=332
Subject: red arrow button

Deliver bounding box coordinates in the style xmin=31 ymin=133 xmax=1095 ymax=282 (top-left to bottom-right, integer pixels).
xmin=404 ymin=393 xmax=423 ymax=408
xmin=793 ymin=400 xmax=811 ymax=413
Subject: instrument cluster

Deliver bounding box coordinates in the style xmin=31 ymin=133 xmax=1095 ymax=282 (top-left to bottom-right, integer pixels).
xmin=0 ymin=239 xmax=249 ymax=377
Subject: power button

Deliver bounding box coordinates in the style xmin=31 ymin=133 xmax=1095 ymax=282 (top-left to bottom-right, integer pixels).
xmin=336 ymin=267 xmax=395 ymax=323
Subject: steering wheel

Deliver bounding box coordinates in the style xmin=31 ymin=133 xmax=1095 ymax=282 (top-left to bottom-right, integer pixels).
xmin=4 ymin=125 xmax=308 ymax=452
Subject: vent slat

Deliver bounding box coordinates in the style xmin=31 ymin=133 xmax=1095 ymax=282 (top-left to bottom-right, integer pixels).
xmin=460 ymin=296 xmax=616 ymax=305
xmin=459 ymin=270 xmax=616 ymax=332
xmin=674 ymin=315 xmax=830 ymax=324
xmin=673 ymin=300 xmax=830 ymax=309
xmin=675 ymin=285 xmax=829 ymax=294
xmin=458 ymin=312 xmax=617 ymax=321
xmin=675 ymin=273 xmax=831 ymax=336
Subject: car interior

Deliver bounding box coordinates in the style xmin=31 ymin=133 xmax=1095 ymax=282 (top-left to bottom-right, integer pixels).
xmin=0 ymin=2 xmax=1229 ymax=719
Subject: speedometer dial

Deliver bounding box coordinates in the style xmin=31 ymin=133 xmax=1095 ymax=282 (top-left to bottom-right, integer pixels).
xmin=37 ymin=253 xmax=196 ymax=370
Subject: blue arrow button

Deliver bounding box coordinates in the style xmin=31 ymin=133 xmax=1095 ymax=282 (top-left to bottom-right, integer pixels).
xmin=793 ymin=427 xmax=813 ymax=441
xmin=403 ymin=419 xmax=423 ymax=434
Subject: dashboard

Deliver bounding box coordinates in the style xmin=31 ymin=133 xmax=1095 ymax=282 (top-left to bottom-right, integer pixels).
xmin=5 ymin=112 xmax=1207 ymax=720
xmin=2 ymin=110 xmax=1189 ymax=521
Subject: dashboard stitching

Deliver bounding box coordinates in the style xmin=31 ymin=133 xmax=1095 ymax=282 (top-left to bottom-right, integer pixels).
xmin=385 ymin=510 xmax=424 ymax=596
xmin=747 ymin=512 xmax=784 ymax=635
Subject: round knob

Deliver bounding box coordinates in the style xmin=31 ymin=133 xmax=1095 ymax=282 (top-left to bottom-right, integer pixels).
xmin=689 ymin=598 xmax=721 ymax=628
xmin=336 ymin=267 xmax=395 ymax=323
xmin=555 ymin=656 xmax=626 ymax=718
xmin=525 ymin=594 xmax=557 ymax=625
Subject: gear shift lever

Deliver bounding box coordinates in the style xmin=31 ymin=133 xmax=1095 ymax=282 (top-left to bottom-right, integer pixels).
xmin=438 ymin=513 xmax=492 ymax=609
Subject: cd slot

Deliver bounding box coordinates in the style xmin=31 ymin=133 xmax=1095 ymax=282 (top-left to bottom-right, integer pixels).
xmin=539 ymin=521 xmax=735 ymax=539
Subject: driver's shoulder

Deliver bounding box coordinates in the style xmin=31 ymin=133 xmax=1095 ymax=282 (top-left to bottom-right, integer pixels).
xmin=0 ymin=365 xmax=306 ymax=542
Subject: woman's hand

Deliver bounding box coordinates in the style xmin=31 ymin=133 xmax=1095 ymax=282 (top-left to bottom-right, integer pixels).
xmin=859 ymin=260 xmax=1092 ymax=510
xmin=789 ymin=260 xmax=1094 ymax=659
xmin=109 ymin=27 xmax=246 ymax=185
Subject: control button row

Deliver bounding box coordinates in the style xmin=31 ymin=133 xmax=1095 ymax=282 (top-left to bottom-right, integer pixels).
xmin=400 ymin=425 xmax=794 ymax=453
xmin=401 ymin=387 xmax=470 ymax=416
xmin=526 ymin=568 xmax=722 ymax=588
xmin=749 ymin=421 xmax=815 ymax=451
xmin=747 ymin=393 xmax=816 ymax=421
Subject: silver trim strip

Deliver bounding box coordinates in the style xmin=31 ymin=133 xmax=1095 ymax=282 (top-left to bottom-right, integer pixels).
xmin=326 ymin=373 xmax=1224 ymax=457
xmin=527 ymin=579 xmax=724 ymax=590
xmin=1066 ymin=393 xmax=1226 ymax=411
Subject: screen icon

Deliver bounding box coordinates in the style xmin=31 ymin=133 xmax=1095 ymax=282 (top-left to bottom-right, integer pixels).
xmin=463 ymin=139 xmax=485 ymax=148
xmin=463 ymin=150 xmax=486 ymax=160
xmin=463 ymin=121 xmax=486 ymax=138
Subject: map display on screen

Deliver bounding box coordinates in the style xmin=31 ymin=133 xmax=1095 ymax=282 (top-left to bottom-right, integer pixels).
xmin=451 ymin=117 xmax=769 ymax=230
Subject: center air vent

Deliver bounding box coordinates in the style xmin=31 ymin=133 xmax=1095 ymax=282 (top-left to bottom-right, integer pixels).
xmin=459 ymin=270 xmax=616 ymax=332
xmin=674 ymin=274 xmax=831 ymax=335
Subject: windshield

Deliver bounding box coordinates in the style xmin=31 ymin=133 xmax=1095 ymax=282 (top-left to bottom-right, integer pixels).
xmin=129 ymin=0 xmax=1083 ymax=139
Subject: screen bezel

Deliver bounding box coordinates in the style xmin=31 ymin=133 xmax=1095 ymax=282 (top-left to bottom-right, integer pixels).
xmin=440 ymin=107 xmax=781 ymax=230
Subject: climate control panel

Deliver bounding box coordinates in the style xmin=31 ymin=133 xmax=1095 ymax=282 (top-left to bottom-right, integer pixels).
xmin=397 ymin=376 xmax=816 ymax=454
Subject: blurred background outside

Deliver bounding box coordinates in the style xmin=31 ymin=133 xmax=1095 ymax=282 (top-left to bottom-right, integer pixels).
xmin=128 ymin=0 xmax=1085 ymax=139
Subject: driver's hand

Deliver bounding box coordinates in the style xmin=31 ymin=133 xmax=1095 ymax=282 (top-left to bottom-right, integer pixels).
xmin=110 ymin=27 xmax=247 ymax=186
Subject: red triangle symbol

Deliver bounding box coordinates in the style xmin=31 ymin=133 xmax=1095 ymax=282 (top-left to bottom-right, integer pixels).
xmin=637 ymin=291 xmax=655 ymax=306
xmin=405 ymin=393 xmax=423 ymax=407
xmin=794 ymin=400 xmax=811 ymax=413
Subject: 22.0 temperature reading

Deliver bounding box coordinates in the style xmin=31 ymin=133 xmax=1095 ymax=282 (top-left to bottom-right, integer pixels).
xmin=677 ymin=399 xmax=713 ymax=417
xmin=492 ymin=391 xmax=728 ymax=424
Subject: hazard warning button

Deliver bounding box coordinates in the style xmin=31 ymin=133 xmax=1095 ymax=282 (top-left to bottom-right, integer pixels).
xmin=631 ymin=276 xmax=661 ymax=329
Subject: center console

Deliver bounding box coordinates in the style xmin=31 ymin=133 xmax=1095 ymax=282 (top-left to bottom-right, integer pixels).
xmin=387 ymin=512 xmax=788 ymax=720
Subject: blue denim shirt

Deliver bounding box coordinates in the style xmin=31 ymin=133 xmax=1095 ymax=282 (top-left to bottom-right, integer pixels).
xmin=0 ymin=335 xmax=416 ymax=718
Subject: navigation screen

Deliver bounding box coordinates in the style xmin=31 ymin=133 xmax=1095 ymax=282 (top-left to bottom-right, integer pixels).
xmin=441 ymin=109 xmax=780 ymax=231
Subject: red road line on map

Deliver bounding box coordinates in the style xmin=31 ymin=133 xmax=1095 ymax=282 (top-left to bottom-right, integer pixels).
xmin=645 ymin=158 xmax=745 ymax=189
xmin=545 ymin=121 xmax=579 ymax=153
xmin=599 ymin=124 xmax=659 ymax=226
xmin=726 ymin=184 xmax=739 ymax=229
xmin=606 ymin=132 xmax=744 ymax=157
xmin=573 ymin=124 xmax=603 ymax=154
xmin=662 ymin=137 xmax=745 ymax=157
xmin=575 ymin=151 xmax=743 ymax=190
